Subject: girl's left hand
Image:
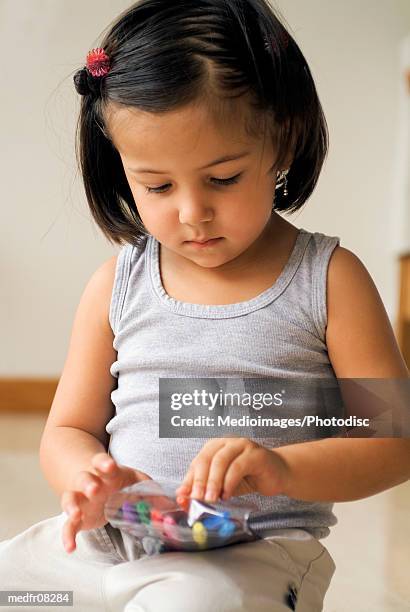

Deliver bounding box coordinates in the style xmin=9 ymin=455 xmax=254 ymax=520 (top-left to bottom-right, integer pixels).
xmin=176 ymin=438 xmax=290 ymax=502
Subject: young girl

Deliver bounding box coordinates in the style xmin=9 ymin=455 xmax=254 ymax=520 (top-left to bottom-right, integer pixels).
xmin=1 ymin=0 xmax=409 ymax=610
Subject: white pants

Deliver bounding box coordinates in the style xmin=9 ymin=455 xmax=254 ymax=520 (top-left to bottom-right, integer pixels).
xmin=0 ymin=512 xmax=335 ymax=611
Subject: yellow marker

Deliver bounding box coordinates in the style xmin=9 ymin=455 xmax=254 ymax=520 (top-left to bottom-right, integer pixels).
xmin=192 ymin=521 xmax=208 ymax=547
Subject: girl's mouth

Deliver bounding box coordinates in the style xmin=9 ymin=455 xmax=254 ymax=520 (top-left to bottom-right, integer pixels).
xmin=185 ymin=238 xmax=223 ymax=248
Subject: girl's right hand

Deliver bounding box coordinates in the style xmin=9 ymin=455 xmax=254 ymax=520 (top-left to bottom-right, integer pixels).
xmin=60 ymin=452 xmax=152 ymax=554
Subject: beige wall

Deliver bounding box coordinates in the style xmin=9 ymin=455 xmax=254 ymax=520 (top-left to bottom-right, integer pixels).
xmin=278 ymin=0 xmax=410 ymax=324
xmin=1 ymin=1 xmax=409 ymax=376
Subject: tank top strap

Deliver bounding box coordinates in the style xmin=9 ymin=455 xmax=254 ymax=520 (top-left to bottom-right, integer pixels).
xmin=309 ymin=232 xmax=341 ymax=341
xmin=109 ymin=237 xmax=148 ymax=335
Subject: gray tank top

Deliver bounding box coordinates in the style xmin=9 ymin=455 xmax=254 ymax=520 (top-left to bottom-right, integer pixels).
xmin=107 ymin=227 xmax=341 ymax=539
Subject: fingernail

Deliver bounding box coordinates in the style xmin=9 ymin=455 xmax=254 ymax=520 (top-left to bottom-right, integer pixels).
xmin=205 ymin=488 xmax=216 ymax=501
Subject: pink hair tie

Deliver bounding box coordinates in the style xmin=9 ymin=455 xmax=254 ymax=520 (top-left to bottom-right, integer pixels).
xmin=86 ymin=48 xmax=111 ymax=78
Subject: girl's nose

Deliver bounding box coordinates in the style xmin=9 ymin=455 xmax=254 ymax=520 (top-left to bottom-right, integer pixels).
xmin=178 ymin=200 xmax=214 ymax=225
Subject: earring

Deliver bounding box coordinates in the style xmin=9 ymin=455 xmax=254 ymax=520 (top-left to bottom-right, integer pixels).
xmin=275 ymin=169 xmax=289 ymax=197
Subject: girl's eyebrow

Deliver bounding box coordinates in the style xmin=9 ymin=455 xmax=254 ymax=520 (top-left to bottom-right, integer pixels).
xmin=126 ymin=150 xmax=251 ymax=175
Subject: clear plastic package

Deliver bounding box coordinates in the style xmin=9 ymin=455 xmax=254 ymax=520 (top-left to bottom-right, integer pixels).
xmin=104 ymin=480 xmax=261 ymax=555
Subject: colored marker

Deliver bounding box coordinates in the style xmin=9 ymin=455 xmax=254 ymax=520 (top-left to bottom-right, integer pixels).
xmin=122 ymin=501 xmax=138 ymax=523
xmin=192 ymin=521 xmax=208 ymax=547
xmin=163 ymin=515 xmax=179 ymax=539
xmin=218 ymin=520 xmax=236 ymax=538
xmin=202 ymin=511 xmax=230 ymax=530
xmin=135 ymin=501 xmax=151 ymax=524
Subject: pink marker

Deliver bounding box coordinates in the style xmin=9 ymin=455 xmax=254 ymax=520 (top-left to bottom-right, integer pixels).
xmin=163 ymin=515 xmax=178 ymax=539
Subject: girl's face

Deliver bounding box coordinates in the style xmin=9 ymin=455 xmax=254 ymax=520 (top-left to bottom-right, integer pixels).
xmin=107 ymin=101 xmax=283 ymax=272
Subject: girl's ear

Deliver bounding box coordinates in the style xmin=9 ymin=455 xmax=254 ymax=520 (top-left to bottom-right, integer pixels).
xmin=271 ymin=118 xmax=295 ymax=171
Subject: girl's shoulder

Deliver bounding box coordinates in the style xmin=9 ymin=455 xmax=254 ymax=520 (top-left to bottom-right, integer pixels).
xmin=82 ymin=254 xmax=119 ymax=336
xmin=92 ymin=254 xmax=119 ymax=306
xmin=325 ymin=245 xmax=408 ymax=377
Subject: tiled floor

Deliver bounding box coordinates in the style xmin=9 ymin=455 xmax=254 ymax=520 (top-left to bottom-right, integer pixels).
xmin=0 ymin=414 xmax=409 ymax=611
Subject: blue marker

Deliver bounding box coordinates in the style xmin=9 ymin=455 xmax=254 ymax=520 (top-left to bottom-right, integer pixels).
xmin=218 ymin=520 xmax=236 ymax=538
xmin=202 ymin=511 xmax=230 ymax=529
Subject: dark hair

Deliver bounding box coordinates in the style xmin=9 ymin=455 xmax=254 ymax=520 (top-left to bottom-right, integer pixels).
xmin=73 ymin=0 xmax=329 ymax=247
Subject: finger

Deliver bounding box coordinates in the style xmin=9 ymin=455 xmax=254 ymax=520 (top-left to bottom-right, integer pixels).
xmin=222 ymin=447 xmax=261 ymax=499
xmin=70 ymin=471 xmax=106 ymax=503
xmin=61 ymin=490 xmax=83 ymax=518
xmin=176 ymin=440 xmax=224 ymax=497
xmin=205 ymin=443 xmax=245 ymax=502
xmin=176 ymin=467 xmax=194 ymax=497
xmin=189 ymin=460 xmax=211 ymax=501
xmin=91 ymin=453 xmax=116 ymax=474
xmin=91 ymin=456 xmax=138 ymax=492
xmin=62 ymin=512 xmax=82 ymax=553
xmin=184 ymin=439 xmax=226 ymax=499
xmin=117 ymin=466 xmax=152 ymax=490
xmin=80 ymin=474 xmax=104 ymax=501
xmin=91 ymin=457 xmax=119 ymax=485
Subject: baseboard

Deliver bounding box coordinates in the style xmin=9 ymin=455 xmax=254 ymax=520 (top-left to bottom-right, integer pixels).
xmin=0 ymin=378 xmax=58 ymax=413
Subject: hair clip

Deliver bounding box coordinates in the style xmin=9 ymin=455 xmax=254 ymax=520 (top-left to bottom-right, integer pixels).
xmin=86 ymin=48 xmax=111 ymax=78
xmin=263 ymin=32 xmax=290 ymax=54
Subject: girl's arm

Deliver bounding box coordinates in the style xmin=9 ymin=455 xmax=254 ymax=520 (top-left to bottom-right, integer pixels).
xmin=39 ymin=255 xmax=119 ymax=496
xmin=40 ymin=255 xmax=154 ymax=552
xmin=274 ymin=246 xmax=410 ymax=503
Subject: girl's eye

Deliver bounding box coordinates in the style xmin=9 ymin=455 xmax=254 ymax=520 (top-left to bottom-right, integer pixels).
xmin=212 ymin=173 xmax=242 ymax=186
xmin=144 ymin=173 xmax=242 ymax=194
